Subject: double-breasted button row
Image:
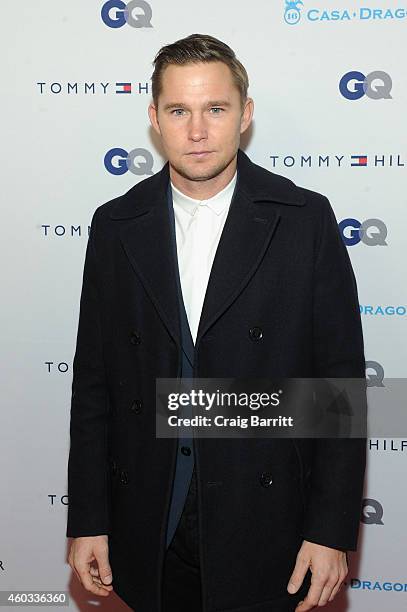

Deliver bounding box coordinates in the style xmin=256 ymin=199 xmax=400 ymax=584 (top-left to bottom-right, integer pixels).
xmin=130 ymin=398 xmax=142 ymax=414
xmin=130 ymin=329 xmax=142 ymax=345
xmin=249 ymin=326 xmax=263 ymax=341
xmin=259 ymin=471 xmax=273 ymax=487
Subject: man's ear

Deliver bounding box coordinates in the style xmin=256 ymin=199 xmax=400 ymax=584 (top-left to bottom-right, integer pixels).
xmin=240 ymin=97 xmax=254 ymax=134
xmin=148 ymin=103 xmax=161 ymax=136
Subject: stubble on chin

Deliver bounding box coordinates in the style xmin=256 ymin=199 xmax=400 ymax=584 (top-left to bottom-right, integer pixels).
xmin=171 ymin=155 xmax=235 ymax=183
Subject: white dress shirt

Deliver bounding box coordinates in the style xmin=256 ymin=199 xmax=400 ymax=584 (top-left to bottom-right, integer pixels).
xmin=171 ymin=171 xmax=237 ymax=344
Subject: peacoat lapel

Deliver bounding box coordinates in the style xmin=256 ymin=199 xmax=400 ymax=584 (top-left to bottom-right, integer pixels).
xmin=108 ymin=149 xmax=305 ymax=353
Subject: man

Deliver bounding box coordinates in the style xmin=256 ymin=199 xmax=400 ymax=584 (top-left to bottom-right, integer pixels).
xmin=67 ymin=34 xmax=367 ymax=612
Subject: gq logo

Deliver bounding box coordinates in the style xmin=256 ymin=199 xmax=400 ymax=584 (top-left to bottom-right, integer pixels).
xmin=104 ymin=148 xmax=154 ymax=176
xmin=101 ymin=0 xmax=153 ymax=28
xmin=339 ymin=71 xmax=392 ymax=100
xmin=366 ymin=361 xmax=385 ymax=388
xmin=338 ymin=218 xmax=388 ymax=246
xmin=284 ymin=0 xmax=303 ymax=24
xmin=361 ymin=499 xmax=384 ymax=525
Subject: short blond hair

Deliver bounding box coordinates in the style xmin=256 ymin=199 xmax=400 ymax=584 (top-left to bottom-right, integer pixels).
xmin=151 ymin=33 xmax=249 ymax=109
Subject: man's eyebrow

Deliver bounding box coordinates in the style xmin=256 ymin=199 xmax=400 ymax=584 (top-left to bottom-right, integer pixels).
xmin=162 ymin=100 xmax=232 ymax=111
xmin=206 ymin=100 xmax=231 ymax=107
xmin=162 ymin=102 xmax=186 ymax=111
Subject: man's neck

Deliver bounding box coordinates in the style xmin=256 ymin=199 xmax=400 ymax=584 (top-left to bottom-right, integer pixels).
xmin=169 ymin=156 xmax=237 ymax=200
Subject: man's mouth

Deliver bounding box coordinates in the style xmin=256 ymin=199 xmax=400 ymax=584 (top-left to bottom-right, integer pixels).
xmin=187 ymin=151 xmax=213 ymax=157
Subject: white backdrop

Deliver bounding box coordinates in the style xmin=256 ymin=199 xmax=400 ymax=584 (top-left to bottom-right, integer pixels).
xmin=1 ymin=1 xmax=406 ymax=610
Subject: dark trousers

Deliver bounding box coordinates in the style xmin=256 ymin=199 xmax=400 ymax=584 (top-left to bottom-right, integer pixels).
xmin=162 ymin=466 xmax=202 ymax=611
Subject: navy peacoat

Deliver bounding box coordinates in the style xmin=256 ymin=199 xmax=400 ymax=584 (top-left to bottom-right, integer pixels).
xmin=66 ymin=149 xmax=367 ymax=612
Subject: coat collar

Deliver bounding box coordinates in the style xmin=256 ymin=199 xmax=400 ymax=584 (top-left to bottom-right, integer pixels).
xmin=109 ymin=149 xmax=305 ymax=351
xmin=109 ymin=149 xmax=305 ymax=220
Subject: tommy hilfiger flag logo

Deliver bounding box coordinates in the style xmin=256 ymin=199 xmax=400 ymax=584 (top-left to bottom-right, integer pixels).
xmin=351 ymin=155 xmax=368 ymax=167
xmin=116 ymin=82 xmax=132 ymax=94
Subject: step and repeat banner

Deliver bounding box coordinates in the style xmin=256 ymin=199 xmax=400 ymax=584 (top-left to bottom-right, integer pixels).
xmin=1 ymin=1 xmax=406 ymax=610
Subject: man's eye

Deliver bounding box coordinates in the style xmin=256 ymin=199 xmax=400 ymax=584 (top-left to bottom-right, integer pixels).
xmin=210 ymin=107 xmax=224 ymax=114
xmin=172 ymin=109 xmax=185 ymax=116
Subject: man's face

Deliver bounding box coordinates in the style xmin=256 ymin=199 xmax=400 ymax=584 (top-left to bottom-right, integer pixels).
xmin=148 ymin=61 xmax=253 ymax=183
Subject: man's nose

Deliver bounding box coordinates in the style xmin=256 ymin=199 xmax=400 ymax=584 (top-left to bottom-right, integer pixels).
xmin=188 ymin=114 xmax=208 ymax=141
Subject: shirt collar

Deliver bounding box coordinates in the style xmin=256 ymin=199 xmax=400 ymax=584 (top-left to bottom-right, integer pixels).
xmin=171 ymin=170 xmax=237 ymax=217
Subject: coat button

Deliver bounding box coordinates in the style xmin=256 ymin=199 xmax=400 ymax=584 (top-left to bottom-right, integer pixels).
xmin=260 ymin=471 xmax=273 ymax=487
xmin=120 ymin=470 xmax=129 ymax=485
xmin=110 ymin=460 xmax=117 ymax=475
xmin=130 ymin=330 xmax=141 ymax=345
xmin=181 ymin=446 xmax=191 ymax=456
xmin=249 ymin=326 xmax=263 ymax=341
xmin=130 ymin=398 xmax=142 ymax=414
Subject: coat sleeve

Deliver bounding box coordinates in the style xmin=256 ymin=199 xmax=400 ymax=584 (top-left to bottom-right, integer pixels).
xmin=301 ymin=195 xmax=367 ymax=552
xmin=66 ymin=208 xmax=111 ymax=538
